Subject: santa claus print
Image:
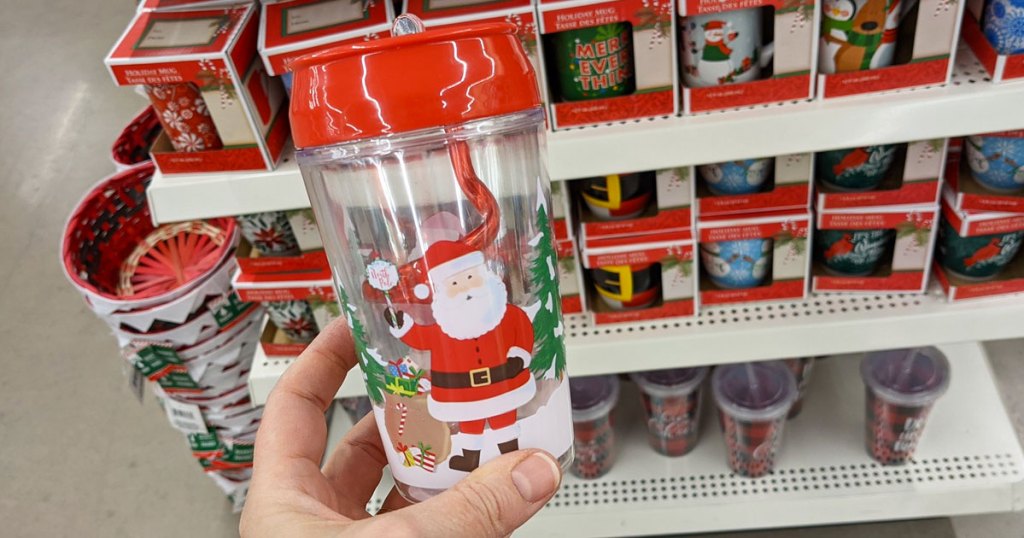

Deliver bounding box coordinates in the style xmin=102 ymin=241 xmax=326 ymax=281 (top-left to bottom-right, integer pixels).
xmin=385 ymin=240 xmax=536 ymax=472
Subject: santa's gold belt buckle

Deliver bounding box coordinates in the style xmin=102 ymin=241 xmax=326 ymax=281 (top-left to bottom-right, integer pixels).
xmin=469 ymin=367 xmax=491 ymax=387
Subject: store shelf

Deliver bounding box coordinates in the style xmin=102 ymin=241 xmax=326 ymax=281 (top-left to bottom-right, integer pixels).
xmin=352 ymin=342 xmax=1024 ymax=536
xmin=146 ymin=48 xmax=1024 ymax=224
xmin=146 ymin=147 xmax=308 ymax=225
xmin=247 ymin=287 xmax=1024 ymax=406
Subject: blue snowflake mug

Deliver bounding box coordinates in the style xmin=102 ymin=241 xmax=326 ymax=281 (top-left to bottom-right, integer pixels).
xmin=938 ymin=219 xmax=1024 ymax=280
xmin=983 ymin=0 xmax=1024 ymax=55
xmin=815 ymin=228 xmax=894 ymax=276
xmin=815 ymin=145 xmax=898 ymax=192
xmin=680 ymin=9 xmax=764 ymax=88
xmin=965 ymin=134 xmax=1024 ymax=193
xmin=698 ymin=158 xmax=774 ymax=196
xmin=699 ymin=238 xmax=773 ymax=289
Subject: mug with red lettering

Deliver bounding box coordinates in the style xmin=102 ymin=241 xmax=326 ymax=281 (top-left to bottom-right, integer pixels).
xmin=550 ymin=22 xmax=636 ymax=101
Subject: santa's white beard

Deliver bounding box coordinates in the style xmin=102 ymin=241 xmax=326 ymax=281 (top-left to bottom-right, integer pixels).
xmin=431 ymin=271 xmax=508 ymax=340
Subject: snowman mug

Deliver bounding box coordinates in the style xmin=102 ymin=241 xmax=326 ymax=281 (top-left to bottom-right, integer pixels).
xmin=698 ymin=158 xmax=774 ymax=196
xmin=965 ymin=134 xmax=1024 ymax=193
xmin=699 ymin=238 xmax=773 ymax=289
xmin=680 ymin=10 xmax=765 ymax=88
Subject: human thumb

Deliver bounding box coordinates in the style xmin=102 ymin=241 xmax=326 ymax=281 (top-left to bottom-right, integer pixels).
xmin=378 ymin=449 xmax=562 ymax=537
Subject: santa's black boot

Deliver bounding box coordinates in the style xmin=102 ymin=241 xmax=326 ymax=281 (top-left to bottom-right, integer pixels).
xmin=448 ymin=449 xmax=481 ymax=472
xmin=498 ymin=439 xmax=519 ymax=454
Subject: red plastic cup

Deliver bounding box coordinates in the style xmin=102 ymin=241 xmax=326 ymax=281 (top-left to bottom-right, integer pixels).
xmin=631 ymin=367 xmax=708 ymax=457
xmin=569 ymin=375 xmax=620 ymax=479
xmin=712 ymin=362 xmax=797 ymax=477
xmin=783 ymin=357 xmax=816 ymax=419
xmin=861 ymin=347 xmax=950 ymax=465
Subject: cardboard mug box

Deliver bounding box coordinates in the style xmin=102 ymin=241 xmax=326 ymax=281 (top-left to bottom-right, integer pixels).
xmin=550 ymin=179 xmax=574 ymax=241
xmin=556 ymin=238 xmax=586 ymax=314
xmin=812 ymin=203 xmax=938 ymax=293
xmin=815 ymin=139 xmax=947 ymax=209
xmin=945 ymin=135 xmax=1024 ymax=213
xmin=934 ymin=200 xmax=1024 ymax=301
xmin=235 ymin=208 xmax=328 ymax=275
xmin=962 ymin=0 xmax=1024 ymax=83
xmin=697 ymin=209 xmax=811 ymax=306
xmin=696 ymin=153 xmax=813 ymax=217
xmin=537 ymin=0 xmax=679 ymax=128
xmin=106 ymin=4 xmax=290 ymax=173
xmin=677 ymin=0 xmax=819 ymax=114
xmin=571 ymin=167 xmax=694 ymax=240
xmin=260 ymin=315 xmax=309 ymax=356
xmin=259 ymin=0 xmax=393 ymax=80
xmin=816 ymin=0 xmax=964 ymax=99
xmin=137 ymin=0 xmax=240 ymax=11
xmin=232 ymin=265 xmax=335 ymax=303
xmin=580 ymin=229 xmax=698 ymax=324
xmin=403 ymin=0 xmax=543 ymax=102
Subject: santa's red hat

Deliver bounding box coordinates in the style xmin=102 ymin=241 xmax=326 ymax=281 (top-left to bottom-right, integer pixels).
xmin=413 ymin=240 xmax=485 ymax=300
xmin=703 ymin=20 xmax=726 ymax=30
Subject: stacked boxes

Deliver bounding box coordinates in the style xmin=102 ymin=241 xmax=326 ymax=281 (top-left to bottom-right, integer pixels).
xmin=811 ymin=141 xmax=945 ymax=293
xmin=934 ymin=133 xmax=1024 ymax=301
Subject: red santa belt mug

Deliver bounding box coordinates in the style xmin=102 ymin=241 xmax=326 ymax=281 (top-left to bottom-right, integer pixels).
xmin=291 ymin=15 xmax=574 ymax=502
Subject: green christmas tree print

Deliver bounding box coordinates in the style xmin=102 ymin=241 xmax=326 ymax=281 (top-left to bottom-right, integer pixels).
xmin=337 ymin=284 xmax=387 ymax=405
xmin=528 ymin=194 xmax=567 ymax=379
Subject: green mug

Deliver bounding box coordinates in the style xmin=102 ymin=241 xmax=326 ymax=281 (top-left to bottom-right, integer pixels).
xmin=550 ymin=23 xmax=636 ymax=102
xmin=816 ymin=145 xmax=897 ymax=192
xmin=816 ymin=229 xmax=894 ymax=276
xmin=938 ymin=219 xmax=1023 ymax=281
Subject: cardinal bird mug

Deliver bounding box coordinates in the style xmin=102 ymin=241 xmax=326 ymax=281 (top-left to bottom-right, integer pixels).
xmin=816 ymin=145 xmax=898 ymax=192
xmin=938 ymin=219 xmax=1024 ymax=281
xmin=291 ymin=17 xmax=574 ymax=501
xmin=819 ymin=0 xmax=900 ymax=74
xmin=680 ymin=10 xmax=764 ymax=88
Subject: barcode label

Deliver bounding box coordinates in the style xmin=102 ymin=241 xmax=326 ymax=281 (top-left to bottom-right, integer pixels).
xmin=162 ymin=397 xmax=207 ymax=435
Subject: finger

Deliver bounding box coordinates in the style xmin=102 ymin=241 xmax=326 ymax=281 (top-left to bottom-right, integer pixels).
xmin=254 ymin=317 xmax=357 ymax=479
xmin=372 ymin=450 xmax=561 ymax=537
xmin=321 ymin=413 xmax=389 ymax=519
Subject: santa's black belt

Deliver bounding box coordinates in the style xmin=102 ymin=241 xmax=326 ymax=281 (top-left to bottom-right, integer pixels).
xmin=432 ymin=363 xmax=524 ymax=389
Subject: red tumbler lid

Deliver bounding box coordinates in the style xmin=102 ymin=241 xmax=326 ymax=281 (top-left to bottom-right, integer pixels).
xmin=289 ymin=15 xmax=541 ymax=149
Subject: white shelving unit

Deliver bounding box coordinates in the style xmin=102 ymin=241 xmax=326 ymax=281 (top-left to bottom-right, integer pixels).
xmin=335 ymin=342 xmax=1023 ymax=536
xmin=146 ymin=48 xmax=1024 ymax=224
xmin=247 ymin=288 xmax=1024 ymax=405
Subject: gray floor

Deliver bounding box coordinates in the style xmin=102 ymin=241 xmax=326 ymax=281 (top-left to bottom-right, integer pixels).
xmin=0 ymin=2 xmax=1021 ymax=537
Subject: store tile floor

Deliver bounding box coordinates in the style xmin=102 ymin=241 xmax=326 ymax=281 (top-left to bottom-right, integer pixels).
xmin=0 ymin=1 xmax=1022 ymax=537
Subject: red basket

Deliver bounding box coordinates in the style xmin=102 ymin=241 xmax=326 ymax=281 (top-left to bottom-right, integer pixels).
xmin=61 ymin=162 xmax=237 ymax=315
xmin=111 ymin=106 xmax=161 ymax=170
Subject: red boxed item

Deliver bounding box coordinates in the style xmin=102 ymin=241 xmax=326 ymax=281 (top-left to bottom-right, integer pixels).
xmin=934 ymin=199 xmax=1024 ymax=301
xmin=812 ymin=204 xmax=938 ymax=293
xmin=945 ymin=135 xmax=1024 ymax=213
xmin=557 ymin=238 xmax=586 ymax=314
xmin=580 ymin=229 xmax=698 ymax=324
xmin=677 ymin=0 xmax=818 ymax=114
xmin=403 ymin=0 xmax=542 ymax=98
xmin=137 ymin=0 xmax=239 ymax=11
xmin=571 ymin=167 xmax=694 ymax=240
xmin=961 ymin=0 xmax=1024 ymax=83
xmin=259 ymin=0 xmax=393 ymax=85
xmin=106 ymin=4 xmax=289 ymax=173
xmin=697 ymin=209 xmax=811 ymax=306
xmin=816 ymin=0 xmax=964 ymax=99
xmin=231 ymin=265 xmax=335 ymax=303
xmin=537 ymin=0 xmax=678 ymax=128
xmin=816 ymin=139 xmax=947 ymax=209
xmin=235 ymin=208 xmax=328 ymax=275
xmin=260 ymin=316 xmax=309 ymax=356
xmin=551 ymin=179 xmax=574 ymax=241
xmin=696 ymin=153 xmax=812 ymax=217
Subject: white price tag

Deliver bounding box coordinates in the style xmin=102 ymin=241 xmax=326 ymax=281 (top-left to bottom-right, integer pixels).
xmin=162 ymin=397 xmax=208 ymax=435
xmin=123 ymin=362 xmax=145 ymax=404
